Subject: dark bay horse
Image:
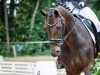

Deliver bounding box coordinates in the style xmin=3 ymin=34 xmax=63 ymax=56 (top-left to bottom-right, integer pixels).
xmin=41 ymin=6 xmax=94 ymax=75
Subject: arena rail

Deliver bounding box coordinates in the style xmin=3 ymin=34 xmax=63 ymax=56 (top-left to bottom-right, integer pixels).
xmin=0 ymin=56 xmax=100 ymax=75
xmin=0 ymin=61 xmax=36 ymax=75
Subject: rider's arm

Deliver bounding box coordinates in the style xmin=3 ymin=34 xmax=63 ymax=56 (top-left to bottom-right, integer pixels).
xmin=78 ymin=0 xmax=87 ymax=8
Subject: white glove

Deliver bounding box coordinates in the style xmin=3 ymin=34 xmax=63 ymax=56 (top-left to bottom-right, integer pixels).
xmin=78 ymin=2 xmax=85 ymax=8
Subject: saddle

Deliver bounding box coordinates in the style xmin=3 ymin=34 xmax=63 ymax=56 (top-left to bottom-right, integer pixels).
xmin=73 ymin=14 xmax=100 ymax=58
xmin=73 ymin=14 xmax=97 ymax=35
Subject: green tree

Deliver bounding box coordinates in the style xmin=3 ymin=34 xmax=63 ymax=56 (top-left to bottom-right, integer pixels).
xmin=94 ymin=0 xmax=100 ymax=10
xmin=0 ymin=0 xmax=99 ymax=56
xmin=0 ymin=0 xmax=53 ymax=56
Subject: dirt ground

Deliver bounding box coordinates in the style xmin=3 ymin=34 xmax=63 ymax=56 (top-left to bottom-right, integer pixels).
xmin=4 ymin=55 xmax=57 ymax=62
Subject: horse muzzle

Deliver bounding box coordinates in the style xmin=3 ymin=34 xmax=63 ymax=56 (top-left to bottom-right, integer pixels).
xmin=50 ymin=45 xmax=61 ymax=57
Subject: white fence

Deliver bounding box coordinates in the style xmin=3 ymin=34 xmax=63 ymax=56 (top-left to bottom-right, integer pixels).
xmin=34 ymin=61 xmax=57 ymax=75
xmin=0 ymin=56 xmax=100 ymax=75
xmin=0 ymin=57 xmax=57 ymax=75
xmin=0 ymin=61 xmax=58 ymax=75
xmin=0 ymin=61 xmax=36 ymax=75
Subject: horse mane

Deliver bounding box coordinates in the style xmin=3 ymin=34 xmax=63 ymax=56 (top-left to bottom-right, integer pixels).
xmin=55 ymin=6 xmax=75 ymax=25
xmin=54 ymin=6 xmax=76 ymax=37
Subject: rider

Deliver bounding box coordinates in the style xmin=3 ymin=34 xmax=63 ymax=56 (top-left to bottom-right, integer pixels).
xmin=55 ymin=0 xmax=100 ymax=69
xmin=55 ymin=0 xmax=100 ymax=32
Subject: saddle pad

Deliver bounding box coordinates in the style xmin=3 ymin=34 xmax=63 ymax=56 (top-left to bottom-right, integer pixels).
xmin=73 ymin=14 xmax=96 ymax=44
xmin=82 ymin=19 xmax=96 ymax=43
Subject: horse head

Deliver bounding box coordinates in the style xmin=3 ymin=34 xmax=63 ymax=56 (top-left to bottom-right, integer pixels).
xmin=40 ymin=8 xmax=62 ymax=57
xmin=40 ymin=6 xmax=75 ymax=57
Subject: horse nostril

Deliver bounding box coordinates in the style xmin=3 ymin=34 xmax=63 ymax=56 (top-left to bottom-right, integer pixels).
xmin=56 ymin=50 xmax=60 ymax=55
xmin=56 ymin=51 xmax=59 ymax=53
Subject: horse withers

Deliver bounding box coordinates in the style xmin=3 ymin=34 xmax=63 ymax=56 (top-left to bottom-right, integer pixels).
xmin=40 ymin=6 xmax=94 ymax=75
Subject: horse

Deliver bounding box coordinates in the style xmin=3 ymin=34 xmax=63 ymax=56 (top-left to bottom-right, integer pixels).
xmin=40 ymin=6 xmax=94 ymax=75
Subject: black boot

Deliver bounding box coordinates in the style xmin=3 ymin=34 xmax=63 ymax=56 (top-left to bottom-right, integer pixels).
xmin=56 ymin=57 xmax=64 ymax=69
xmin=95 ymin=32 xmax=100 ymax=58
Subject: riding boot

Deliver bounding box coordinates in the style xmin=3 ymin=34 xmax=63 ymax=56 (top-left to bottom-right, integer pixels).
xmin=96 ymin=32 xmax=100 ymax=58
xmin=56 ymin=57 xmax=64 ymax=69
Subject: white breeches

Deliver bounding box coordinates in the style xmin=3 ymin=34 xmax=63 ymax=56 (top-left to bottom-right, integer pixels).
xmin=66 ymin=2 xmax=100 ymax=32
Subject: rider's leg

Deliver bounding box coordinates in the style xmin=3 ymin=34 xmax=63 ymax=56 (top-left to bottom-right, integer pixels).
xmin=96 ymin=32 xmax=100 ymax=58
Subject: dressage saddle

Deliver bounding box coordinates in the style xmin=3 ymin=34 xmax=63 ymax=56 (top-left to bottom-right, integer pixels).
xmin=73 ymin=14 xmax=100 ymax=58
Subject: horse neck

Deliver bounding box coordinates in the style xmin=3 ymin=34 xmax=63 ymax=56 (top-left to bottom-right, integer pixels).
xmin=61 ymin=11 xmax=79 ymax=51
xmin=56 ymin=6 xmax=75 ymax=29
xmin=61 ymin=11 xmax=76 ymax=35
xmin=57 ymin=6 xmax=78 ymax=48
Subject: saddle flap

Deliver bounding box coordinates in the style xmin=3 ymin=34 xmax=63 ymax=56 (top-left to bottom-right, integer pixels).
xmin=73 ymin=14 xmax=97 ymax=43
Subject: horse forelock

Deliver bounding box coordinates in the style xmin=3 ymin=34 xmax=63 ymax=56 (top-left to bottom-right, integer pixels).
xmin=48 ymin=8 xmax=58 ymax=17
xmin=48 ymin=7 xmax=67 ymax=19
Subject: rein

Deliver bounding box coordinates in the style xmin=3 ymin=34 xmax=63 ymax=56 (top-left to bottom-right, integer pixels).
xmin=45 ymin=15 xmax=76 ymax=46
xmin=64 ymin=19 xmax=76 ymax=40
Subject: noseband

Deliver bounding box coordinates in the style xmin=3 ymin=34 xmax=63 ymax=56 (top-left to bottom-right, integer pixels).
xmin=45 ymin=15 xmax=76 ymax=46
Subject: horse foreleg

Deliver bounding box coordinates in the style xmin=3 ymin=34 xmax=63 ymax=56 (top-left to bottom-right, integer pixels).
xmin=66 ymin=70 xmax=80 ymax=75
xmin=67 ymin=73 xmax=80 ymax=75
xmin=84 ymin=66 xmax=91 ymax=75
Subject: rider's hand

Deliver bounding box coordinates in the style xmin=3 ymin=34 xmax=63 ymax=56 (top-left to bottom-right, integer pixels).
xmin=78 ymin=2 xmax=85 ymax=8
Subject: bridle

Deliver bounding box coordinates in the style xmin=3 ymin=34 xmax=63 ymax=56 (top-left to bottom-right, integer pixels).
xmin=45 ymin=13 xmax=76 ymax=46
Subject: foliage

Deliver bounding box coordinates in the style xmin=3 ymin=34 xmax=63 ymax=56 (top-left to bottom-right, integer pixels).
xmin=0 ymin=0 xmax=100 ymax=57
xmin=91 ymin=58 xmax=100 ymax=75
xmin=94 ymin=0 xmax=100 ymax=11
xmin=0 ymin=0 xmax=54 ymax=57
xmin=0 ymin=43 xmax=12 ymax=57
xmin=24 ymin=43 xmax=50 ymax=56
xmin=87 ymin=0 xmax=100 ymax=20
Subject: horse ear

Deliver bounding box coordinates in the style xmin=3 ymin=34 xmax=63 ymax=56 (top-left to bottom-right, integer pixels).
xmin=54 ymin=10 xmax=59 ymax=17
xmin=40 ymin=10 xmax=47 ymax=17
